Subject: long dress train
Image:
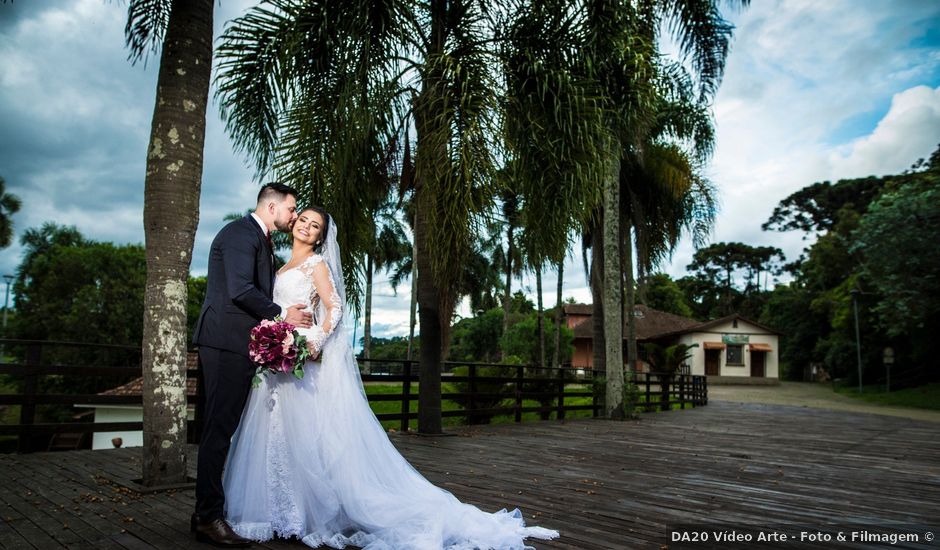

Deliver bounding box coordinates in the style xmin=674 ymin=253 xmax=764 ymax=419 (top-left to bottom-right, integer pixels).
xmin=222 ymin=251 xmax=559 ymax=550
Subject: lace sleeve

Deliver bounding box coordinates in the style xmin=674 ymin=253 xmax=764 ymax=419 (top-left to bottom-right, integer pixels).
xmin=304 ymin=257 xmax=343 ymax=355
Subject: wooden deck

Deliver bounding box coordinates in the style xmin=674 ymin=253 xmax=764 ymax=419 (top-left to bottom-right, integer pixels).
xmin=1 ymin=401 xmax=938 ymax=549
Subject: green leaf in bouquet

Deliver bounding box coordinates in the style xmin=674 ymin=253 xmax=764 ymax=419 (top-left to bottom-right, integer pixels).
xmin=293 ymin=365 xmax=304 ymax=380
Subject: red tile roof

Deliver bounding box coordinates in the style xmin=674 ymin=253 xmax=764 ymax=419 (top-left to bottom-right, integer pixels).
xmin=563 ymin=304 xmax=780 ymax=340
xmin=100 ymin=352 xmax=200 ymax=397
xmin=565 ymin=303 xmax=701 ymax=341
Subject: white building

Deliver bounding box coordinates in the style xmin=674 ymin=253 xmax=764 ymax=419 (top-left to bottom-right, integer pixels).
xmin=660 ymin=314 xmax=781 ymax=382
xmin=566 ymin=305 xmax=781 ymax=383
xmin=76 ymin=353 xmax=198 ymax=450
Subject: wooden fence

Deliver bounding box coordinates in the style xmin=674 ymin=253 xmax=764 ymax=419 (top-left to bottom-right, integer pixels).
xmin=0 ymin=340 xmax=707 ymax=453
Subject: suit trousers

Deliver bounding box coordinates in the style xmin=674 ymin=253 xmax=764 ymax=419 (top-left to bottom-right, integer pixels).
xmin=195 ymin=346 xmax=255 ymax=522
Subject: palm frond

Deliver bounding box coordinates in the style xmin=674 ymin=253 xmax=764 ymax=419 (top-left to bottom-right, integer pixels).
xmin=124 ymin=0 xmax=173 ymax=65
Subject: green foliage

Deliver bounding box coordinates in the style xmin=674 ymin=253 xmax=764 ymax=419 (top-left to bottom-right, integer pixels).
xmin=365 ymin=336 xmax=416 ymax=362
xmin=13 ymin=224 xmax=145 ymax=346
xmin=642 ymin=342 xmax=698 ymax=374
xmin=757 ymin=144 xmax=940 ymax=385
xmin=762 ymin=176 xmax=887 ymax=234
xmin=447 ymin=308 xmax=504 ymax=363
xmin=501 ymin=312 xmax=574 ymax=366
xmin=834 ymin=383 xmax=940 ymax=410
xmin=0 ymin=175 xmax=22 ymax=248
xmin=12 ymin=223 xmax=212 ymax=349
xmin=852 ymin=171 xmax=940 ymax=337
xmin=187 ymin=276 xmax=207 ymax=343
xmin=678 ymin=241 xmax=785 ymax=320
xmin=758 ymin=283 xmax=827 ymax=380
xmin=643 ymin=273 xmax=693 ymax=317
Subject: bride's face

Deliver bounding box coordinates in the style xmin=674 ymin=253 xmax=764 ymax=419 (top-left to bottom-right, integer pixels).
xmin=292 ymin=210 xmax=325 ymax=247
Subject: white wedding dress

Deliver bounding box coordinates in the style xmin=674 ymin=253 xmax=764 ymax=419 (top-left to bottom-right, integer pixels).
xmin=222 ymin=226 xmax=558 ymax=550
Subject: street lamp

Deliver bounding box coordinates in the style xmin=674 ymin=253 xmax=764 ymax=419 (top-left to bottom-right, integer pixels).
xmin=883 ymin=347 xmax=894 ymax=392
xmin=850 ymin=288 xmax=863 ymax=393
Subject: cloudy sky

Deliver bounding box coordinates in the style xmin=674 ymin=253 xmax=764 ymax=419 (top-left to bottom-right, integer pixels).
xmin=1 ymin=0 xmax=939 ymax=341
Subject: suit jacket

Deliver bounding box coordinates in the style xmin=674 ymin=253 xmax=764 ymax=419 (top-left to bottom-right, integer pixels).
xmin=192 ymin=215 xmax=281 ymax=356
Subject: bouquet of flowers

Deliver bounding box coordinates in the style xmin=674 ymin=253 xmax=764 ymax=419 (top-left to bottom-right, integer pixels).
xmin=248 ymin=318 xmax=310 ymax=388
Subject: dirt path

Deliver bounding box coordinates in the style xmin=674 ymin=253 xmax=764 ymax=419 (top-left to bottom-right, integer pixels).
xmin=708 ymin=380 xmax=940 ymax=423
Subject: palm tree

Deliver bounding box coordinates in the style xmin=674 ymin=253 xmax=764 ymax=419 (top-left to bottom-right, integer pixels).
xmin=499 ymin=190 xmax=522 ymax=358
xmin=125 ymin=0 xmax=214 ymax=485
xmin=500 ymin=1 xmax=611 ymax=378
xmin=215 ymin=0 xmax=504 ymax=434
xmin=552 ymin=260 xmax=565 ymax=368
xmin=642 ymin=342 xmax=698 ymax=410
xmin=0 ymin=176 xmax=22 ymax=249
xmin=582 ymin=0 xmax=744 ymax=418
xmin=620 ymin=59 xmax=720 ymax=375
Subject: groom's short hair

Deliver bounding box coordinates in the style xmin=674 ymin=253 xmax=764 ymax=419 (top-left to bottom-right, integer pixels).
xmin=257 ymin=182 xmax=298 ymax=205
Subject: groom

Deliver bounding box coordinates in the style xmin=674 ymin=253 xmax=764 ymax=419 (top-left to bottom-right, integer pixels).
xmin=191 ymin=182 xmax=312 ymax=546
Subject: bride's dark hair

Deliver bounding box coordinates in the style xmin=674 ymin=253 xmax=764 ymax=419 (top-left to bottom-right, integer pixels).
xmin=299 ymin=205 xmax=330 ymax=252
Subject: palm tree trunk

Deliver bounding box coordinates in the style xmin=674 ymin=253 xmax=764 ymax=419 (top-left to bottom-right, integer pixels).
xmin=413 ymin=0 xmax=447 ymax=434
xmin=414 ymin=192 xmax=442 ymax=434
xmin=407 ymin=210 xmax=418 ymax=362
xmin=501 ymin=224 xmax=514 ymax=358
xmin=553 ymin=260 xmax=564 ymax=368
xmin=140 ymin=0 xmax=213 ymax=486
xmin=536 ymin=264 xmax=545 ymax=370
xmin=635 ymin=222 xmax=649 ymax=305
xmin=603 ymin=143 xmax=625 ymax=420
xmin=623 ymin=221 xmax=638 ymax=373
xmin=590 ymin=217 xmax=605 ymax=373
xmin=362 ymin=253 xmax=373 ymax=373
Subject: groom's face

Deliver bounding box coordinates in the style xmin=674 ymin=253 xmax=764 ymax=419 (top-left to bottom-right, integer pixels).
xmin=272 ymin=195 xmax=298 ymax=232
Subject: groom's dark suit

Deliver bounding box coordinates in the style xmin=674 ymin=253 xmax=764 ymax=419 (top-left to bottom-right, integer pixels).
xmin=193 ymin=214 xmax=280 ymax=522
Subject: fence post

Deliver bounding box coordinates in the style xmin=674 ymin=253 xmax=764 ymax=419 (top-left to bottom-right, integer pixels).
xmin=590 ymin=370 xmax=599 ymax=418
xmin=556 ymin=367 xmax=566 ymax=420
xmin=679 ymin=375 xmax=686 ymax=410
xmin=645 ymin=372 xmax=652 ymax=412
xmin=18 ymin=343 xmax=41 ymax=453
xmin=468 ymin=363 xmax=478 ymax=425
xmin=401 ymin=360 xmax=412 ymax=432
xmin=515 ymin=365 xmax=523 ymax=423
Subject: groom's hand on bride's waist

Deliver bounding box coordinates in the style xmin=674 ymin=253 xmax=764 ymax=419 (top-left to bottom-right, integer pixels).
xmin=284 ymin=303 xmax=313 ymax=328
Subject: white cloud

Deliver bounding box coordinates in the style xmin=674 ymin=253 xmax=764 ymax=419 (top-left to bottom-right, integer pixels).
xmin=655 ymin=0 xmax=940 ymax=280
xmin=829 ymin=85 xmax=940 ymax=177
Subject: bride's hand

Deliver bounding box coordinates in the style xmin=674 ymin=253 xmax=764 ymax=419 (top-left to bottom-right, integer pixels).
xmin=306 ymin=341 xmax=321 ymax=361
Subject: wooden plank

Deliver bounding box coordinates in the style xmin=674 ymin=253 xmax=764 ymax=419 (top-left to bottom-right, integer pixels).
xmin=1 ymin=401 xmax=937 ymax=550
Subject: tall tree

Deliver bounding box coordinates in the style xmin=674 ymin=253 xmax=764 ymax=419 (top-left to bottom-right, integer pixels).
xmin=215 ymin=0 xmax=511 ymax=434
xmin=0 ymin=176 xmax=22 ymax=248
xmin=125 ymin=0 xmax=214 ymax=485
xmin=552 ymin=260 xmax=565 ymax=368
xmin=580 ymin=0 xmax=744 ymax=418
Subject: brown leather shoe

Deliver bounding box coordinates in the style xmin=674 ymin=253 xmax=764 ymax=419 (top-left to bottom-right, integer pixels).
xmin=192 ymin=515 xmax=251 ymax=547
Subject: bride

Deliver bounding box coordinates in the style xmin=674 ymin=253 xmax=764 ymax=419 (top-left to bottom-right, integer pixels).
xmin=222 ymin=206 xmax=559 ymax=549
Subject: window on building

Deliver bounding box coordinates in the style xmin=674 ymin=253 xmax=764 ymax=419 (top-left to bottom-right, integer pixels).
xmin=726 ymin=344 xmax=744 ymax=365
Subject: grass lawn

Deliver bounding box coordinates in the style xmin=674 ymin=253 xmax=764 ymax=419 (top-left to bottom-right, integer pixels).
xmin=834 ymin=382 xmax=940 ymax=410
xmin=364 ymin=382 xmax=695 ymax=430
xmin=364 ymin=383 xmax=597 ymax=431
